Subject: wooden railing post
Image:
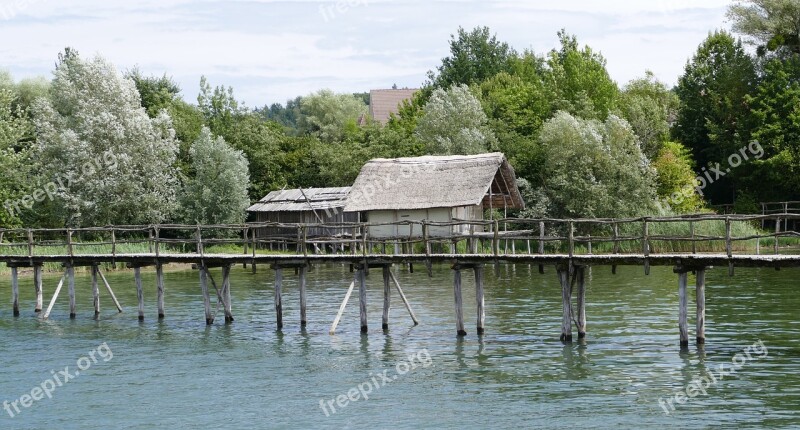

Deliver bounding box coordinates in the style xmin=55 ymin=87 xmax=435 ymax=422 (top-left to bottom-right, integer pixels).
xmin=643 ymin=218 xmax=650 ymax=275
xmin=493 ymin=220 xmax=500 ymax=258
xmin=154 ymin=226 xmax=160 ymax=257
xmin=567 ymin=220 xmax=574 ymax=258
xmin=422 ymin=221 xmax=430 ymax=258
xmin=67 ymin=228 xmax=74 ymax=257
xmin=111 ymin=228 xmax=116 ymax=261
xmin=725 ymin=217 xmax=732 ymax=258
xmin=538 ymin=221 xmax=545 ymax=255
xmin=301 ymin=225 xmax=308 ymax=257
xmin=690 ymin=220 xmax=697 ymax=254
xmin=196 ymin=225 xmax=204 ymax=257
xmin=27 ymin=229 xmax=33 ymax=259
xmin=775 ymin=217 xmax=781 ymax=255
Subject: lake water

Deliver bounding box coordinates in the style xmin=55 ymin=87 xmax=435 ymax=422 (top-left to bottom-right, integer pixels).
xmin=0 ymin=263 xmax=798 ymax=429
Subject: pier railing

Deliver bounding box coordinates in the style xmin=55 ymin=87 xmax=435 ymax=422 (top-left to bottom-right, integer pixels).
xmin=0 ymin=214 xmax=798 ymax=260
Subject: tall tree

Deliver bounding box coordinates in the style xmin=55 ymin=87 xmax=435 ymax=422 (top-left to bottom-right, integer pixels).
xmin=428 ymin=26 xmax=516 ymax=88
xmin=179 ymin=127 xmax=250 ymax=225
xmin=545 ymin=30 xmax=619 ymax=120
xmin=618 ymin=71 xmax=680 ymax=159
xmin=0 ymin=88 xmax=31 ymax=227
xmin=414 ymin=84 xmax=496 ymax=155
xmin=535 ymin=111 xmax=656 ymax=219
xmin=728 ymin=0 xmax=800 ymax=56
xmin=296 ymin=89 xmax=367 ymax=143
xmin=674 ymin=31 xmax=757 ymax=203
xmin=32 ymin=49 xmax=179 ymax=227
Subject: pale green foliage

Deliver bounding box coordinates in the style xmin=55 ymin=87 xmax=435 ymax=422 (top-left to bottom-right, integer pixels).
xmin=536 ymin=111 xmax=656 ymax=218
xmin=415 ymin=84 xmax=496 ymax=155
xmin=728 ymin=0 xmax=800 ymax=56
xmin=32 ymin=49 xmax=179 ymax=226
xmin=297 ymin=89 xmax=367 ymax=143
xmin=0 ymin=88 xmax=31 ymax=227
xmin=618 ymin=71 xmax=679 ymax=159
xmin=179 ymin=127 xmax=250 ymax=225
xmin=197 ymin=76 xmax=244 ymax=138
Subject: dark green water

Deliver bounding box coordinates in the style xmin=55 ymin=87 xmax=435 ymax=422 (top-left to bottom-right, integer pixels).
xmin=0 ymin=264 xmax=798 ymax=429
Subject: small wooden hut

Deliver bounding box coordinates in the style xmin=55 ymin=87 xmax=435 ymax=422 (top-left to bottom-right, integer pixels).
xmin=247 ymin=187 xmax=357 ymax=239
xmin=343 ymin=153 xmax=524 ymax=239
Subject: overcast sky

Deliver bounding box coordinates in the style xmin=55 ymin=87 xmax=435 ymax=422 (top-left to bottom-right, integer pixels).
xmin=0 ymin=0 xmax=733 ymax=107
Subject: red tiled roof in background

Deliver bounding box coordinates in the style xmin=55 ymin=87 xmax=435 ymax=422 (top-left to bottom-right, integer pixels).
xmin=368 ymin=89 xmax=418 ymax=124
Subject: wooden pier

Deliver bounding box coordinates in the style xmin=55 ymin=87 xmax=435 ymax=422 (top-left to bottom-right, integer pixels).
xmin=1 ymin=213 xmax=798 ymax=348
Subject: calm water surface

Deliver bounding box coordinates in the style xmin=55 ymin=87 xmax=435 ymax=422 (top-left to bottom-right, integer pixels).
xmin=0 ymin=263 xmax=798 ymax=429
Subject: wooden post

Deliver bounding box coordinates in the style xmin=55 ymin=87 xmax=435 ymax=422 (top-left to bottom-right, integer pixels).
xmin=92 ymin=265 xmax=100 ymax=316
xmin=156 ymin=263 xmax=165 ymax=319
xmin=475 ymin=265 xmax=485 ymax=335
xmin=11 ymin=266 xmax=19 ymax=317
xmin=134 ymin=267 xmax=144 ymax=321
xmin=329 ymin=280 xmax=356 ymax=335
xmin=558 ymin=267 xmax=572 ymax=342
xmin=382 ymin=266 xmax=391 ymax=330
xmin=612 ymin=222 xmax=619 ymax=275
xmin=678 ymin=271 xmax=689 ymax=348
xmin=690 ymin=221 xmax=697 ymax=254
xmin=222 ymin=265 xmax=233 ymax=323
xmin=299 ymin=266 xmax=308 ymax=327
xmin=34 ymin=264 xmax=43 ymax=313
xmin=27 ymin=229 xmax=33 ymax=259
xmin=453 ymin=267 xmax=466 ymax=336
xmin=275 ymin=267 xmax=283 ymax=330
xmin=643 ymin=218 xmax=650 ymax=275
xmin=775 ymin=218 xmax=781 ymax=254
xmin=567 ymin=221 xmax=574 ymax=258
xmin=42 ymin=273 xmax=66 ymax=320
xmin=98 ymin=268 xmax=123 ymax=313
xmin=696 ymin=269 xmax=706 ymax=344
xmin=200 ymin=266 xmax=213 ymax=325
xmin=576 ymin=266 xmax=586 ymax=339
xmin=154 ymin=227 xmax=160 ymax=257
xmin=538 ymin=221 xmax=545 ymax=274
xmin=389 ymin=271 xmax=419 ymax=325
xmin=67 ymin=264 xmax=76 ymax=319
xmin=358 ymin=267 xmax=368 ymax=333
xmin=66 ymin=229 xmax=73 ymax=258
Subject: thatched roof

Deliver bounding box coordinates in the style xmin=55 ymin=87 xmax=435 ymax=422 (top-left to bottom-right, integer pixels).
xmin=248 ymin=187 xmax=351 ymax=213
xmin=369 ymin=89 xmax=418 ymax=124
xmin=344 ymin=153 xmax=524 ymax=212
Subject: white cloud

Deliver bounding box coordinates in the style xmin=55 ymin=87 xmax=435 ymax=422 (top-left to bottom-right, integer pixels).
xmin=0 ymin=0 xmax=731 ymax=105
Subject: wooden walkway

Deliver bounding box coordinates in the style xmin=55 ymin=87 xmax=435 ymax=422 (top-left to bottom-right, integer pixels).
xmin=1 ymin=214 xmax=798 ymax=347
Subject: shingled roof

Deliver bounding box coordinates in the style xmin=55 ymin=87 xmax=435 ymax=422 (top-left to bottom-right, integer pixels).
xmin=247 ymin=187 xmax=351 ymax=212
xmin=343 ymin=153 xmax=524 ymax=212
xmin=368 ymin=89 xmax=418 ymax=124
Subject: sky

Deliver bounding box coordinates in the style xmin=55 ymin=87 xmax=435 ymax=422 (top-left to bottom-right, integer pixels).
xmin=0 ymin=0 xmax=734 ymax=108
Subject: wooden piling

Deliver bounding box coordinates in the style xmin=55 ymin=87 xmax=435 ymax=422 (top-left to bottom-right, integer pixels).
xmin=576 ymin=266 xmax=587 ymax=339
xmin=67 ymin=265 xmax=76 ymax=319
xmin=388 ymin=271 xmax=418 ymax=325
xmin=475 ymin=265 xmax=485 ymax=335
xmin=222 ymin=265 xmax=233 ymax=323
xmin=92 ymin=265 xmax=100 ymax=316
xmin=696 ymin=269 xmax=706 ymax=344
xmin=11 ymin=266 xmax=19 ymax=317
xmin=134 ymin=267 xmax=144 ymax=321
xmin=382 ymin=266 xmax=391 ymax=330
xmin=329 ymin=280 xmax=356 ymax=335
xmin=558 ymin=267 xmax=572 ymax=342
xmin=98 ymin=268 xmax=123 ymax=313
xmin=299 ymin=266 xmax=308 ymax=327
xmin=453 ymin=267 xmax=466 ymax=336
xmin=34 ymin=264 xmax=43 ymax=313
xmin=156 ymin=263 xmax=165 ymax=319
xmin=678 ymin=271 xmax=689 ymax=348
xmin=199 ymin=266 xmax=213 ymax=325
xmin=42 ymin=273 xmax=66 ymax=320
xmin=358 ymin=268 xmax=368 ymax=333
xmin=275 ymin=267 xmax=283 ymax=330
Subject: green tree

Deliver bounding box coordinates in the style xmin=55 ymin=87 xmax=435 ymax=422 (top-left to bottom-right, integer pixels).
xmin=0 ymin=88 xmax=32 ymax=227
xmin=179 ymin=127 xmax=250 ymax=225
xmin=674 ymin=31 xmax=757 ymax=203
xmin=728 ymin=0 xmax=800 ymax=56
xmin=197 ymin=76 xmax=244 ymax=138
xmin=414 ymin=84 xmax=496 ymax=155
xmin=535 ymin=111 xmax=656 ymax=219
xmin=545 ymin=30 xmax=619 ymax=120
xmin=428 ymin=26 xmax=516 ymax=88
xmin=32 ymin=49 xmax=179 ymax=227
xmin=652 ymin=141 xmax=704 ymax=213
xmin=618 ymin=71 xmax=680 ymax=159
xmin=296 ymin=89 xmax=367 ymax=143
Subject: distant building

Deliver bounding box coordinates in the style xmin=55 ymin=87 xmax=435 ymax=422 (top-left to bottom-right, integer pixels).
xmin=367 ymin=89 xmax=418 ymax=125
xmin=343 ymin=153 xmax=524 ymax=239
